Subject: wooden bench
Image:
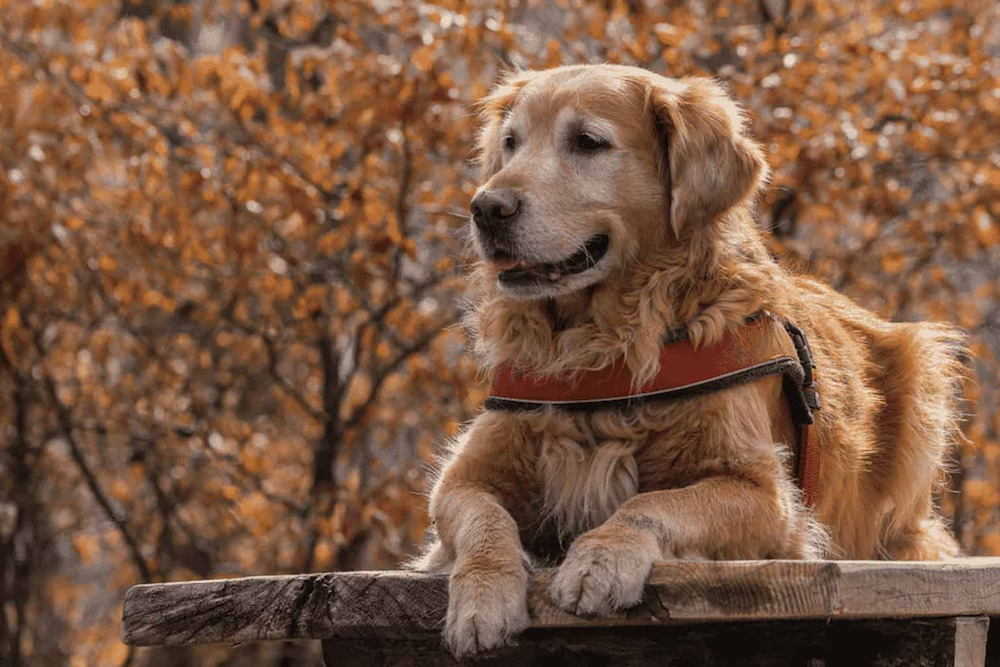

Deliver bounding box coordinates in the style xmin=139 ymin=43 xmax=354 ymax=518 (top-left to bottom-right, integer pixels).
xmin=122 ymin=559 xmax=1000 ymax=666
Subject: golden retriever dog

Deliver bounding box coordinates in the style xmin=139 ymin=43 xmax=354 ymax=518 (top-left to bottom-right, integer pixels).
xmin=410 ymin=64 xmax=964 ymax=657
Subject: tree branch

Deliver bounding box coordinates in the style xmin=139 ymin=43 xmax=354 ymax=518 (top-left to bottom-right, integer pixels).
xmin=391 ymin=116 xmax=413 ymax=288
xmin=34 ymin=365 xmax=154 ymax=583
xmin=344 ymin=318 xmax=458 ymax=433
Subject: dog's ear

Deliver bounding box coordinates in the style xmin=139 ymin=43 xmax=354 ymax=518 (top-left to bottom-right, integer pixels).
xmin=646 ymin=77 xmax=768 ymax=237
xmin=474 ymin=71 xmax=534 ymax=180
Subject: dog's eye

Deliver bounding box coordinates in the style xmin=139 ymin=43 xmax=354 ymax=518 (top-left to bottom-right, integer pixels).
xmin=575 ymin=132 xmax=609 ymax=152
xmin=503 ymin=135 xmax=517 ymax=151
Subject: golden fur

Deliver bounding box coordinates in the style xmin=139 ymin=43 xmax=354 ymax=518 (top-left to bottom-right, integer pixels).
xmin=409 ymin=65 xmax=965 ymax=657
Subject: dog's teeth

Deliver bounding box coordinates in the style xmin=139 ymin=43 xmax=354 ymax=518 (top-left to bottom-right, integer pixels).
xmin=548 ymin=272 xmax=561 ymax=281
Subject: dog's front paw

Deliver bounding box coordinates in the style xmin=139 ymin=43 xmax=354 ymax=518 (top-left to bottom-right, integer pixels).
xmin=445 ymin=561 xmax=530 ymax=657
xmin=549 ymin=527 xmax=658 ymax=617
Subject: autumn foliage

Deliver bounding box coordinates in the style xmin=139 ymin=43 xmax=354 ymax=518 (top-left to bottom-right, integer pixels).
xmin=0 ymin=0 xmax=998 ymax=664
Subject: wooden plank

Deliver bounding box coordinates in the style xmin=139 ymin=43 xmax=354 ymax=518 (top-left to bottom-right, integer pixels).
xmin=953 ymin=617 xmax=990 ymax=667
xmin=318 ymin=617 xmax=990 ymax=667
xmin=122 ymin=571 xmax=448 ymax=646
xmin=622 ymin=559 xmax=1000 ymax=624
xmin=121 ymin=558 xmax=1000 ymax=646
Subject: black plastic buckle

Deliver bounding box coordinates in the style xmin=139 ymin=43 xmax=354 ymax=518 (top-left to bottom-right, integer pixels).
xmin=782 ymin=319 xmax=821 ymax=414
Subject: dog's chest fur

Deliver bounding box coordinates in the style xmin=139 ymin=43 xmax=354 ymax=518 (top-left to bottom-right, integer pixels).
xmin=527 ymin=402 xmax=716 ymax=542
xmin=536 ymin=433 xmax=640 ymax=539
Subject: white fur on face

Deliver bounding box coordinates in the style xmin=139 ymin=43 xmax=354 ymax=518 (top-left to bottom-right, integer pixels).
xmin=474 ymin=101 xmax=636 ymax=299
xmin=513 ymin=111 xmax=618 ymax=256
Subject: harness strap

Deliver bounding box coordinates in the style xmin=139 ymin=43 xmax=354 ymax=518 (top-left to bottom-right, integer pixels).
xmin=485 ymin=312 xmax=822 ymax=506
xmin=781 ymin=319 xmax=821 ymax=507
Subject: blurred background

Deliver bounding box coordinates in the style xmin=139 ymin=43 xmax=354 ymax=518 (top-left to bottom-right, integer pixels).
xmin=0 ymin=0 xmax=997 ymax=664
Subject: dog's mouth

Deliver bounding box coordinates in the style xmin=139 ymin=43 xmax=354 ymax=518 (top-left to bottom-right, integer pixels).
xmin=493 ymin=233 xmax=610 ymax=286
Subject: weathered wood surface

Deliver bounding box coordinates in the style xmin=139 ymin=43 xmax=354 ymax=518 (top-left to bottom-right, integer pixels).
xmin=955 ymin=617 xmax=991 ymax=667
xmin=122 ymin=559 xmax=1000 ymax=647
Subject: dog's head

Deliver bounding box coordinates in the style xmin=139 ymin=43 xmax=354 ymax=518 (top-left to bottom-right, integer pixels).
xmin=470 ymin=65 xmax=768 ymax=299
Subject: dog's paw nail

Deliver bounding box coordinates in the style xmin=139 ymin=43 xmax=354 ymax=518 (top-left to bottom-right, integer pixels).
xmin=450 ymin=608 xmax=529 ymax=657
xmin=550 ymin=563 xmax=604 ymax=616
xmin=549 ymin=541 xmax=651 ymax=618
xmin=445 ymin=569 xmax=530 ymax=657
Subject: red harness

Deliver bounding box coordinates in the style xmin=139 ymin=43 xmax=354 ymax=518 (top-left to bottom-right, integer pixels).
xmin=485 ymin=312 xmax=822 ymax=506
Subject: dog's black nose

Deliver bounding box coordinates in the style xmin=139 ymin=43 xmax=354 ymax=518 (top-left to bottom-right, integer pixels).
xmin=470 ymin=189 xmax=521 ymax=238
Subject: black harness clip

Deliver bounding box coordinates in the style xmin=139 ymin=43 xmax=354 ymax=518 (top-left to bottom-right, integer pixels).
xmin=781 ymin=318 xmax=821 ymax=424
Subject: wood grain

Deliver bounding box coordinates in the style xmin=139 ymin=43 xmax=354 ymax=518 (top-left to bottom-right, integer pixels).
xmin=122 ymin=558 xmax=1000 ymax=646
xmin=954 ymin=617 xmax=990 ymax=667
